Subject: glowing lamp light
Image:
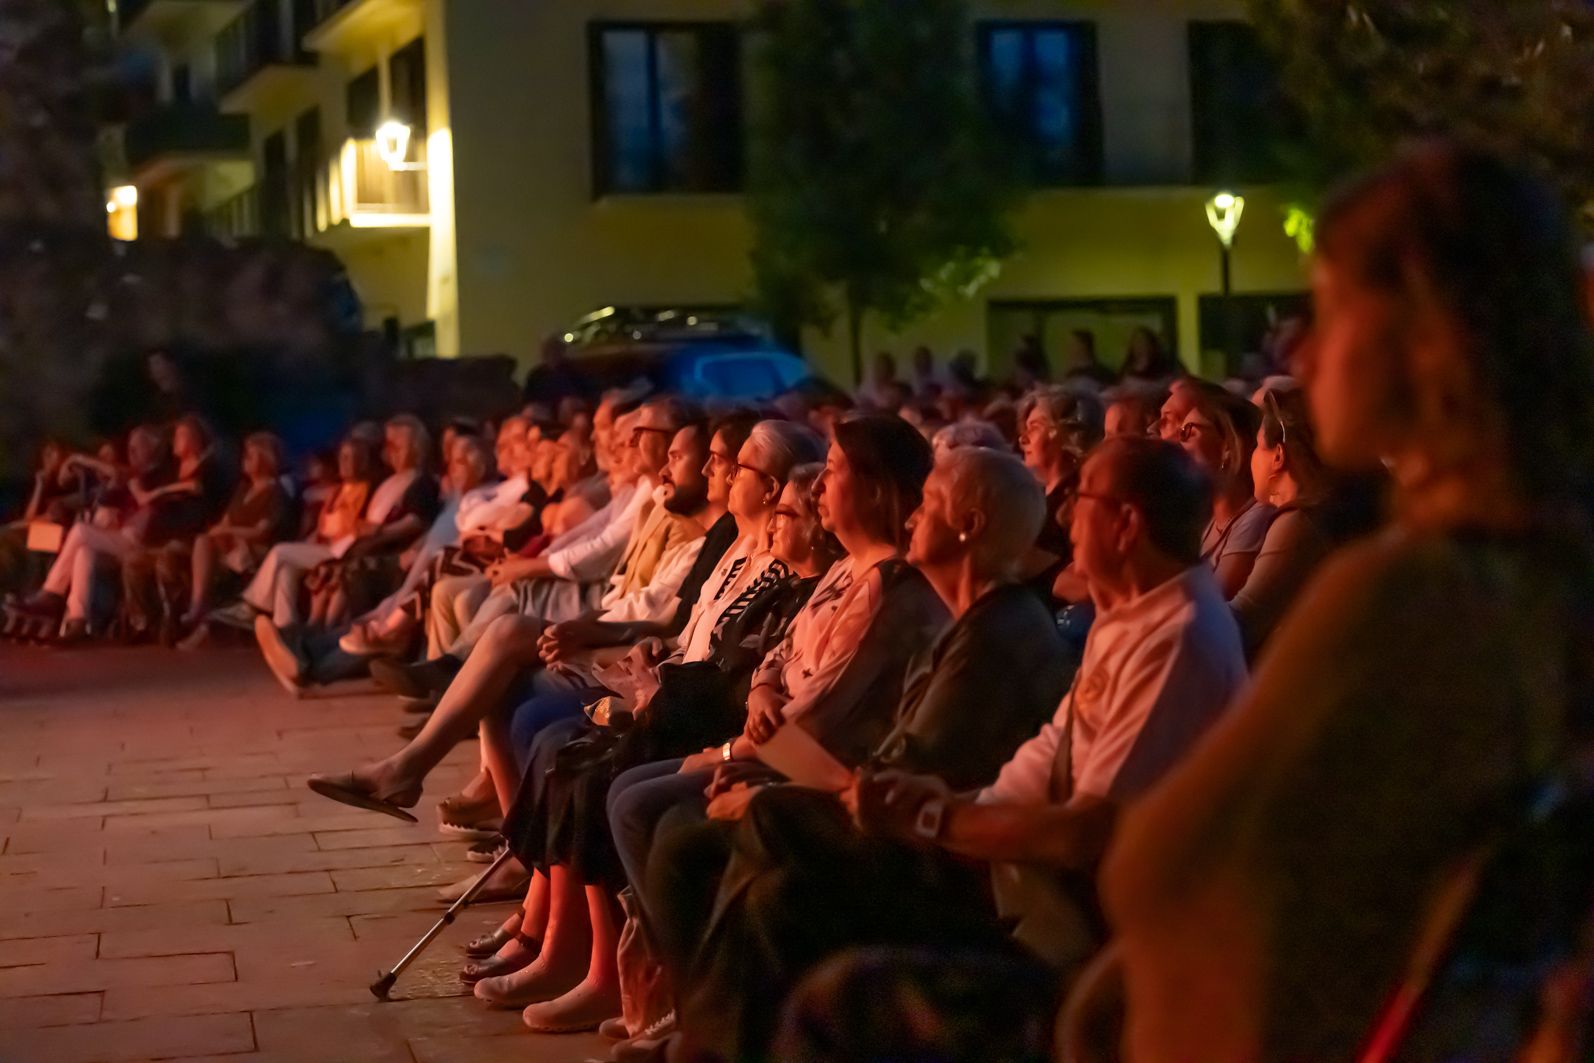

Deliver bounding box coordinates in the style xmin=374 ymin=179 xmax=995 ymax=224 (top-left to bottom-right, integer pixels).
xmin=1205 ymin=191 xmax=1245 ymax=249
xmin=375 ymin=120 xmax=412 ymax=169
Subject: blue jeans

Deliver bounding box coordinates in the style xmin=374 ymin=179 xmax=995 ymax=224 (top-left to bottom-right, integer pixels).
xmin=607 ymin=758 xmax=718 ymax=904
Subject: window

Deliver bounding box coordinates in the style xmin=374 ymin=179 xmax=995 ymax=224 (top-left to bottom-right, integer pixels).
xmin=589 ymin=22 xmax=742 ymax=195
xmin=988 ymin=298 xmax=1178 ymax=377
xmin=1188 ymin=22 xmax=1299 ymax=184
xmin=260 ymin=129 xmax=290 ymax=238
xmin=293 ymin=106 xmax=323 ymax=237
xmin=1197 ymin=291 xmax=1309 ymax=372
xmin=389 ymin=37 xmax=427 ymax=136
xmin=171 ymin=64 xmax=192 ymax=104
xmin=977 ymin=22 xmax=1102 ymax=186
xmin=346 ymin=66 xmax=379 ymax=138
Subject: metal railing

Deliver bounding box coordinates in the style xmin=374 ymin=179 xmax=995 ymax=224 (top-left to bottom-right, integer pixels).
xmin=215 ymin=0 xmax=307 ymax=98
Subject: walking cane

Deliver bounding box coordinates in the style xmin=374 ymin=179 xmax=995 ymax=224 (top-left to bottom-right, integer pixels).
xmin=370 ymin=846 xmax=516 ymax=1000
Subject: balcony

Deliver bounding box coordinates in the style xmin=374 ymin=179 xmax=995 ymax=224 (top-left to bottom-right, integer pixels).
xmin=314 ymin=135 xmax=429 ymax=246
xmin=215 ymin=0 xmax=316 ymax=113
xmin=118 ymin=0 xmax=247 ymax=41
xmin=124 ymin=104 xmax=250 ymax=183
xmin=302 ymin=0 xmax=422 ymax=56
xmin=202 ymin=185 xmax=260 ymax=239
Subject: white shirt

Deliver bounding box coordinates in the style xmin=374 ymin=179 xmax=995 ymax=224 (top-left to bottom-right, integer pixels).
xmin=982 ymin=565 xmax=1246 ymax=805
xmin=545 ymin=479 xmax=644 ymax=582
xmin=676 ymin=537 xmax=764 ymax=662
xmin=455 ymin=474 xmax=528 ymax=535
xmin=597 ymin=536 xmax=706 ymax=626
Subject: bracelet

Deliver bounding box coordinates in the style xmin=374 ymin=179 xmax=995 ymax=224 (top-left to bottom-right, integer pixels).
xmin=720 ymin=741 xmax=734 ymax=763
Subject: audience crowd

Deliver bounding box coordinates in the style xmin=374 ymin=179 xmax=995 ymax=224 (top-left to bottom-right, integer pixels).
xmin=5 ymin=143 xmax=1593 ymax=1061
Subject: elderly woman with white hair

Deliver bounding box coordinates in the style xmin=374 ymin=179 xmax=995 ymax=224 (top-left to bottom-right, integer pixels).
xmin=637 ymin=446 xmax=1077 ymax=1060
xmin=931 ymin=419 xmax=1010 ymax=460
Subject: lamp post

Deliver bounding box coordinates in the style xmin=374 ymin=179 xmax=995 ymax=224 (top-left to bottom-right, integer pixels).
xmin=1205 ymin=191 xmax=1245 ymax=368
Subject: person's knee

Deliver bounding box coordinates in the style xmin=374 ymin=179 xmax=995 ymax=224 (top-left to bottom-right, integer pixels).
xmin=481 ymin=613 xmax=543 ymax=658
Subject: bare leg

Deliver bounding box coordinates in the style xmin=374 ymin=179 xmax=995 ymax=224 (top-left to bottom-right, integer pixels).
xmin=349 ymin=613 xmax=546 ymax=797
xmin=186 ymin=535 xmax=217 ymax=621
xmin=520 ymin=885 xmax=624 ymax=1030
xmin=480 ymin=705 xmax=522 ymax=818
xmin=474 ymin=864 xmax=591 ymax=1005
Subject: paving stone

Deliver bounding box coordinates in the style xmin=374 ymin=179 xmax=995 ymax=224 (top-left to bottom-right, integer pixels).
xmin=0 ymin=952 xmax=235 ymax=997
xmin=210 ymin=809 xmax=385 ymax=840
xmin=0 ymin=933 xmax=99 ymax=968
xmin=410 ymin=1031 xmax=610 ymax=1063
xmin=313 ymin=826 xmax=434 ymax=851
xmin=106 ymin=832 xmax=314 ymax=868
xmin=0 ymin=991 xmax=101 ymax=1029
xmin=105 ymin=773 xmax=276 ymax=801
xmin=0 ymin=1012 xmax=254 ymax=1061
xmin=329 ymin=863 xmax=462 ymax=892
xmin=0 ymin=899 xmax=231 ymax=942
xmin=3 ymin=885 xmax=104 ymax=914
xmin=106 ymin=870 xmax=335 ymax=907
xmin=217 ymin=842 xmax=441 ymax=878
xmin=21 ymin=795 xmax=210 ymax=821
xmin=99 ymin=915 xmax=353 ymax=960
xmin=205 ymin=789 xmax=303 ymax=809
xmin=15 ymin=857 xmax=219 ymax=891
xmin=227 ymin=885 xmax=443 ymax=925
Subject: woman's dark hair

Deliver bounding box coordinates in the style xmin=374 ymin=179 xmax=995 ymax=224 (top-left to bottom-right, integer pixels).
xmin=339 ymin=434 xmax=382 ymax=482
xmin=830 ymin=413 xmax=934 ymax=550
xmin=1258 ymin=384 xmax=1328 ymax=498
xmin=243 ymin=432 xmax=286 ymax=477
xmin=1124 ymin=327 xmax=1179 ymax=378
xmin=173 ymin=414 xmax=212 ymax=451
xmin=1316 ymin=141 xmax=1594 ymax=506
xmin=1186 ymin=380 xmax=1263 ymax=491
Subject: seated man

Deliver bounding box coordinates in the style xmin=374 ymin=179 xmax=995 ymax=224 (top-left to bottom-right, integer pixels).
xmin=377 ymin=399 xmax=659 ymax=702
xmin=667 ymin=437 xmax=1248 ymax=1062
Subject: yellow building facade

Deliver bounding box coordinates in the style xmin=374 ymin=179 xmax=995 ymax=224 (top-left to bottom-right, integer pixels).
xmin=111 ymin=0 xmax=1310 ymax=384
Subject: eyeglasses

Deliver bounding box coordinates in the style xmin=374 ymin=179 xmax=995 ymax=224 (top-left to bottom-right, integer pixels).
xmin=1177 ymin=420 xmax=1217 ymax=444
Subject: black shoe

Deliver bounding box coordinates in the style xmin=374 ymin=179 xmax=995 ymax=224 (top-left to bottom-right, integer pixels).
xmin=370 ymin=654 xmax=461 ymax=700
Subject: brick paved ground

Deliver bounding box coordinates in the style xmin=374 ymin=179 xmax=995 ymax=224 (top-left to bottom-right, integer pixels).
xmin=0 ymin=643 xmax=609 ymax=1062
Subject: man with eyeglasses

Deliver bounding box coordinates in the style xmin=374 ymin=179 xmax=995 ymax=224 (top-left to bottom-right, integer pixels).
xmin=853 ymin=436 xmax=1247 ymax=975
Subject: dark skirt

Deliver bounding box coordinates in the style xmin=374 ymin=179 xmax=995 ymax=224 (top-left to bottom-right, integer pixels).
xmin=501 ymin=663 xmax=749 ymax=890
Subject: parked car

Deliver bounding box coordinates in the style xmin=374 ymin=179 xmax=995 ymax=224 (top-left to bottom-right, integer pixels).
xmin=559 ymin=306 xmax=815 ymax=401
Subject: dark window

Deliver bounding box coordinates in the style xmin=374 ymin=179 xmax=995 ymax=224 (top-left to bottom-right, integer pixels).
xmin=171 ymin=64 xmax=192 ymax=104
xmin=589 ymin=22 xmax=742 ymax=195
xmin=389 ymin=37 xmax=427 ymax=136
xmin=1197 ymin=291 xmax=1310 ymax=373
xmin=1188 ymin=21 xmax=1298 ymax=184
xmin=261 ymin=129 xmax=290 ymax=237
xmin=346 ymin=66 xmax=380 ymax=138
xmin=977 ymin=21 xmax=1102 ymax=186
xmin=987 ymin=298 xmax=1178 ymax=378
xmin=293 ymin=106 xmax=322 ymax=238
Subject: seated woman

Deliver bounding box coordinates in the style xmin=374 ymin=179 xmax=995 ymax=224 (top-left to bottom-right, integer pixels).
xmin=340 ymin=418 xmax=537 ymax=658
xmin=600 ymin=415 xmax=948 ymax=952
xmin=1017 ymin=385 xmax=1104 ymax=570
xmin=242 ymin=420 xmax=433 ymax=643
xmin=174 ymin=432 xmax=295 ymax=647
xmin=462 ymin=445 xmax=830 ymax=1028
xmin=234 ymin=433 xmax=381 ymax=634
xmin=1175 ymin=381 xmax=1276 ymax=598
xmin=1230 ymin=383 xmax=1339 ymax=659
xmin=6 ymin=424 xmax=180 ymax=641
xmin=0 ymin=440 xmax=78 ymax=598
xmin=635 ymin=448 xmax=1075 ymax=1058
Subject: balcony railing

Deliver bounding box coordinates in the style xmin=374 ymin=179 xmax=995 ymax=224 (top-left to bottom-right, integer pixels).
xmin=306 ymin=0 xmax=356 ymax=31
xmin=324 ymin=136 xmax=429 ymax=231
xmin=124 ymin=104 xmax=249 ymax=173
xmin=203 ymin=185 xmax=260 ymax=239
xmin=215 ymin=1 xmax=309 ymax=100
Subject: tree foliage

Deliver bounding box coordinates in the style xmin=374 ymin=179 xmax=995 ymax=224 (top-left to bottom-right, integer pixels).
xmin=1250 ymin=1 xmax=1594 ymax=221
xmin=747 ymin=0 xmax=1019 ymax=382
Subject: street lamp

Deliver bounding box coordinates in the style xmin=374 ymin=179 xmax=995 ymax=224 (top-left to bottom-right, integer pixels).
xmin=1205 ymin=191 xmax=1246 ymax=366
xmin=375 ymin=119 xmax=421 ymax=171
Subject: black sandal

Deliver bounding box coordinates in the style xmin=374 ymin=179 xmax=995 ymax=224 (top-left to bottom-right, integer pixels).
xmin=458 ymin=931 xmax=540 ymax=984
xmin=463 ymin=905 xmax=525 ymax=958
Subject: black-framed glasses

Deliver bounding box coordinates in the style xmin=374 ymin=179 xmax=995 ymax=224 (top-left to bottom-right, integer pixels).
xmin=1177 ymin=420 xmax=1217 ymax=444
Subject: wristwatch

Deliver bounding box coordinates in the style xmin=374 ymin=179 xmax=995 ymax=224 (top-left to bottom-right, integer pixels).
xmin=720 ymin=741 xmax=734 ymax=763
xmin=914 ymin=797 xmax=948 ymax=841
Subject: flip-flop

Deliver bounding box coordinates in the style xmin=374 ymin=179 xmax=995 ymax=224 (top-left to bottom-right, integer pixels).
xmin=305 ymin=773 xmax=419 ymax=823
xmin=459 ymin=931 xmax=541 ymax=984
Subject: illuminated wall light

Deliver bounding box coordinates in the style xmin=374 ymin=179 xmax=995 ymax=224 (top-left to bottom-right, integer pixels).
xmin=1205 ymin=191 xmax=1245 ymax=249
